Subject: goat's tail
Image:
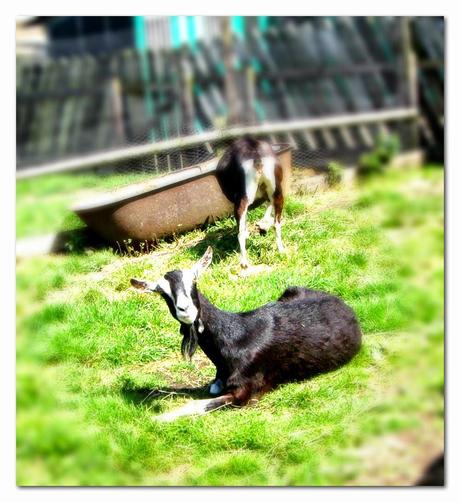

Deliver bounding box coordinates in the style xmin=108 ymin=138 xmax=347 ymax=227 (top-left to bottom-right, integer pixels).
xmin=154 ymin=394 xmax=235 ymax=422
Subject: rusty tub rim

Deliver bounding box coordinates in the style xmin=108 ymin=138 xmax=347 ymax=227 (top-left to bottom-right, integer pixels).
xmin=72 ymin=143 xmax=293 ymax=214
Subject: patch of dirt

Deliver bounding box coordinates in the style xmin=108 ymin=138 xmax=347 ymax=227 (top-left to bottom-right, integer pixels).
xmin=404 ymin=177 xmax=444 ymax=197
xmin=128 ymin=351 xmax=214 ymax=389
xmin=88 ymin=251 xmax=170 ymax=280
xmin=46 ymin=251 xmax=174 ymax=305
xmin=291 ymin=167 xmax=319 ymax=185
xmin=343 ymin=331 xmax=444 ymax=486
xmin=289 ymin=192 xmax=356 ymax=226
xmin=235 ymin=264 xmax=273 ymax=278
xmin=341 ymin=325 xmax=444 ymax=487
xmin=345 ymin=418 xmax=443 ymax=486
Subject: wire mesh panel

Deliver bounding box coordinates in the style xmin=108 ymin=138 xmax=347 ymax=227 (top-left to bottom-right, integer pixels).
xmin=412 ymin=17 xmax=444 ymax=162
xmin=16 ymin=16 xmax=442 ymax=180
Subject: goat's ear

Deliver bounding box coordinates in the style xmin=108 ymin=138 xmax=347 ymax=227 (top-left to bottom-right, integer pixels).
xmin=130 ymin=278 xmax=158 ymax=293
xmin=191 ymin=246 xmax=213 ymax=278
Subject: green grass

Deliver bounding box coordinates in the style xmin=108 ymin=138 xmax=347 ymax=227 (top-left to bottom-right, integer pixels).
xmin=16 ymin=165 xmax=444 ymax=486
xmin=16 ymin=171 xmax=153 ymax=239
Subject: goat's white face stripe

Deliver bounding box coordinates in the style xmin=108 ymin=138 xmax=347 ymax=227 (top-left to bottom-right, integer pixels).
xmin=157 ymin=278 xmax=172 ymax=299
xmin=181 ymin=270 xmax=195 ymax=299
xmin=133 ymin=247 xmax=212 ymax=325
xmin=157 ymin=270 xmax=198 ymax=325
xmin=175 ymin=270 xmax=198 ymax=323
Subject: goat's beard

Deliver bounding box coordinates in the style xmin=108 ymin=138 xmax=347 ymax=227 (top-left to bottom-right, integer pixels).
xmin=180 ymin=322 xmax=199 ymax=360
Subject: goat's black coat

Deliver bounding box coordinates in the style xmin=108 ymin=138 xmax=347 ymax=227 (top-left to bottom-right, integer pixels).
xmin=215 ymin=136 xmax=277 ymax=204
xmin=214 ymin=136 xmax=286 ymax=269
xmin=179 ymin=285 xmax=362 ymax=405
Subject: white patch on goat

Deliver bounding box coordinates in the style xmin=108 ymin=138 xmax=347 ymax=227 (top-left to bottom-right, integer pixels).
xmin=237 ymin=158 xmax=259 ymax=267
xmin=238 ymin=204 xmax=249 ymax=268
xmin=155 ymin=399 xmax=214 ymax=421
xmin=257 ymin=204 xmax=274 ymax=232
xmin=260 ymin=155 xmax=284 ymax=250
xmin=174 ymin=270 xmax=199 ymax=324
xmin=181 ymin=269 xmax=195 ymax=298
xmin=156 ymin=278 xmax=172 ymax=298
xmin=238 ymin=154 xmax=279 ymax=266
xmin=260 ymin=156 xmax=277 ymax=196
xmin=154 ymin=396 xmax=230 ymax=421
xmin=241 ymin=158 xmax=260 ymax=204
xmin=275 ymin=220 xmax=285 ymax=252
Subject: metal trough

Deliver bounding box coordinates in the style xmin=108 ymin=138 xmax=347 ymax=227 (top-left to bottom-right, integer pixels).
xmin=72 ymin=144 xmax=292 ymax=244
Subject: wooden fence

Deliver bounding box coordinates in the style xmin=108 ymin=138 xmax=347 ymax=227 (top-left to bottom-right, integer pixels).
xmin=412 ymin=17 xmax=444 ymax=161
xmin=16 ymin=17 xmax=444 ymax=173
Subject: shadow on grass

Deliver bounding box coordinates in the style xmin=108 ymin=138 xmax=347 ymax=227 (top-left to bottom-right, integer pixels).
xmin=121 ymin=384 xmax=212 ymax=413
xmin=49 ymin=227 xmax=111 ymax=255
xmin=54 ymin=219 xmax=240 ymax=259
xmin=54 ymin=206 xmax=270 ymax=263
xmin=185 ymin=206 xmax=271 ymax=263
xmin=184 ymin=226 xmax=238 ymax=262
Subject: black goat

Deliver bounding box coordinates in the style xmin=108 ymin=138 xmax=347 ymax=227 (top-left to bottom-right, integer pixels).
xmin=131 ymin=247 xmax=362 ymax=420
xmin=215 ymin=136 xmax=286 ymax=268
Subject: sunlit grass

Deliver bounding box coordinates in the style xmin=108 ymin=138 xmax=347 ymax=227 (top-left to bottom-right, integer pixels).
xmin=16 ymin=165 xmax=444 ymax=486
xmin=16 ymin=171 xmax=153 ymax=238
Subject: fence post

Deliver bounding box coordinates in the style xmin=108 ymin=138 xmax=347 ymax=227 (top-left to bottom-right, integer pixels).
xmin=401 ymin=17 xmax=418 ymax=109
xmin=109 ymin=76 xmax=126 ymax=145
xmin=180 ymin=48 xmax=195 ymax=135
xmin=245 ymin=65 xmax=256 ymax=125
xmin=222 ymin=17 xmax=241 ymax=126
xmin=401 ymin=17 xmax=419 ymax=149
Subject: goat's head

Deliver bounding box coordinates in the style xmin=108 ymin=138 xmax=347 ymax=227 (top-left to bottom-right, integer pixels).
xmin=130 ymin=246 xmax=213 ymax=325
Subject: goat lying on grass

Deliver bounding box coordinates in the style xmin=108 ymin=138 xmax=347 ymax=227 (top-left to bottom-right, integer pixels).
xmin=131 ymin=247 xmax=362 ymax=421
xmin=215 ymin=136 xmax=286 ymax=268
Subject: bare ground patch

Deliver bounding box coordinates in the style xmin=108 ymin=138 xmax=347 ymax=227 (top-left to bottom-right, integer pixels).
xmin=345 ymin=418 xmax=443 ymax=486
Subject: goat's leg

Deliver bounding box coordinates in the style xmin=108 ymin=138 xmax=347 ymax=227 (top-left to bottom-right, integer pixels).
xmin=209 ymin=368 xmax=227 ymax=395
xmin=273 ymin=190 xmax=285 ymax=253
xmin=209 ymin=378 xmax=224 ymax=395
xmin=256 ymin=204 xmax=274 ymax=234
xmin=154 ymin=394 xmax=235 ymax=422
xmin=235 ymin=198 xmax=250 ymax=268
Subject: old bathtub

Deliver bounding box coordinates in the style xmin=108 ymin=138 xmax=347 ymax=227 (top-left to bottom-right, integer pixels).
xmin=72 ymin=144 xmax=292 ymax=244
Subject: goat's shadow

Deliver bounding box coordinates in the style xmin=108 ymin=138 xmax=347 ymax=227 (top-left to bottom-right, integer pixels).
xmin=186 ymin=204 xmax=270 ymax=263
xmin=186 ymin=228 xmax=238 ymax=263
xmin=52 ymin=195 xmax=268 ymax=259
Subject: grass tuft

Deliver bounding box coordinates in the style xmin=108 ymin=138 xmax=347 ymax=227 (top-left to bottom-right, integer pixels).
xmin=16 ymin=166 xmax=444 ymax=486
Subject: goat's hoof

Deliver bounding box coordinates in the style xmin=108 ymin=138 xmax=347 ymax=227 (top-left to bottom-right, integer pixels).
xmin=257 ymin=216 xmax=274 ymax=233
xmin=240 ymin=260 xmax=249 ymax=269
xmin=257 ymin=226 xmax=268 ymax=236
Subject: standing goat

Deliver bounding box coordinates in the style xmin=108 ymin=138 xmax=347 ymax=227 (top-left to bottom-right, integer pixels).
xmin=130 ymin=247 xmax=362 ymax=421
xmin=215 ymin=137 xmax=286 ymax=268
